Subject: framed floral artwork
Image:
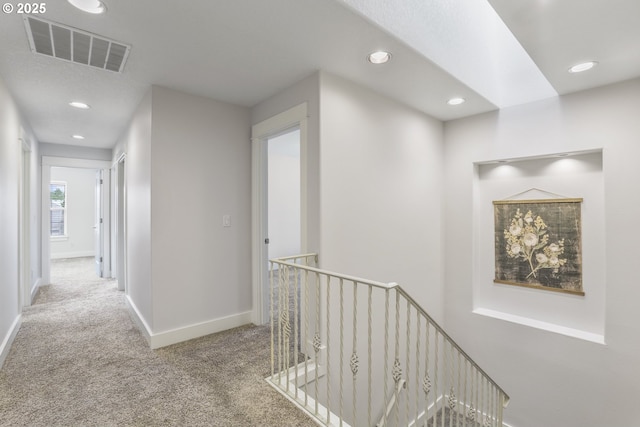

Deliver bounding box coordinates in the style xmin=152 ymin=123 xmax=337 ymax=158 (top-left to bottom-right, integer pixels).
xmin=493 ymin=198 xmax=584 ymax=295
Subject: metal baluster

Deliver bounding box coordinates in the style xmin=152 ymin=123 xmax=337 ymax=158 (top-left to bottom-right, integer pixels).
xmin=339 ymin=278 xmax=344 ymax=426
xmin=285 ymin=265 xmax=290 ymax=393
xmin=394 ymin=289 xmax=401 ymax=427
xmin=314 ymin=271 xmax=320 ymax=417
xmin=304 ymin=268 xmax=309 ymax=407
xmin=434 ymin=330 xmax=439 ymax=427
xmin=443 ymin=340 xmax=448 ymax=427
xmin=406 ymin=300 xmax=411 ymax=427
xmin=326 ymin=275 xmax=331 ymax=425
xmin=278 ymin=266 xmax=284 ymax=386
xmin=294 ymin=264 xmax=299 ymax=400
xmin=383 ymin=289 xmax=390 ymax=427
xmin=457 ymin=350 xmax=461 ymax=427
xmin=368 ymin=286 xmax=373 ymax=427
xmin=270 ymin=262 xmax=275 ymax=381
xmin=352 ymin=281 xmax=358 ymax=426
xmin=424 ymin=318 xmax=430 ymax=427
xmin=463 ymin=358 xmax=467 ymax=427
xmin=415 ymin=312 xmax=421 ymax=426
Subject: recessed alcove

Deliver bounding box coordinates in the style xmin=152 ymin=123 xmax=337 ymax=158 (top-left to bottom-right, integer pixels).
xmin=472 ymin=150 xmax=606 ymax=344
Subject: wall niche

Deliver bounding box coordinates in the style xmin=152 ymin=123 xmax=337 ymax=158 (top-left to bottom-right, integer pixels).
xmin=472 ymin=150 xmax=605 ymax=344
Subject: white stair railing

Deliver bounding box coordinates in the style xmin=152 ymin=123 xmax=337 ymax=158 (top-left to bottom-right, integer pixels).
xmin=267 ymin=254 xmax=509 ymax=427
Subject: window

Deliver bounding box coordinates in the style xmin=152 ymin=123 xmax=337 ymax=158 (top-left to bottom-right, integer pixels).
xmin=50 ymin=181 xmax=67 ymax=237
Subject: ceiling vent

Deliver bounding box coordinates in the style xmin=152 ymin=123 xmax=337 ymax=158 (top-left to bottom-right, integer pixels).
xmin=23 ymin=16 xmax=131 ymax=73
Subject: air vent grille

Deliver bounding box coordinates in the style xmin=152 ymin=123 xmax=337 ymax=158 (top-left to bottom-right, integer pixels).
xmin=24 ymin=16 xmax=131 ymax=73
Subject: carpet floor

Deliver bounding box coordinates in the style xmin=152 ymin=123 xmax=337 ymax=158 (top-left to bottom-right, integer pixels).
xmin=0 ymin=257 xmax=316 ymax=427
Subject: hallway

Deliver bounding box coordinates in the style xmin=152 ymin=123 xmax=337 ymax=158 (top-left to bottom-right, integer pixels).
xmin=0 ymin=258 xmax=314 ymax=426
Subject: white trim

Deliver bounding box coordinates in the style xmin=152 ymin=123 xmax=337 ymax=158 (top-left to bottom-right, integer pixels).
xmin=125 ymin=296 xmax=252 ymax=349
xmin=473 ymin=307 xmax=606 ymax=345
xmin=30 ymin=278 xmax=41 ymax=305
xmin=149 ymin=311 xmax=252 ymax=349
xmin=41 ymin=157 xmax=112 ymax=284
xmin=251 ymin=103 xmax=308 ymax=139
xmin=50 ymin=250 xmax=95 ymax=259
xmin=251 ymin=102 xmax=308 ymax=326
xmin=0 ymin=315 xmax=21 ymax=370
xmin=42 ymin=156 xmax=111 ymax=169
xmin=125 ymin=295 xmax=152 ymax=345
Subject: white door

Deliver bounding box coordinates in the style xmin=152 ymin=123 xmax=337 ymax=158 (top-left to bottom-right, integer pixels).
xmin=95 ymin=170 xmax=103 ymax=277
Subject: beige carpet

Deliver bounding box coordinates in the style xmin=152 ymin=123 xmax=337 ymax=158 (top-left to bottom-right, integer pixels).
xmin=0 ymin=257 xmax=316 ymax=427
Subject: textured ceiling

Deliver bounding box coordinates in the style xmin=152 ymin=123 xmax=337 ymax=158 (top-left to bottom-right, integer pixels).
xmin=0 ymin=0 xmax=638 ymax=149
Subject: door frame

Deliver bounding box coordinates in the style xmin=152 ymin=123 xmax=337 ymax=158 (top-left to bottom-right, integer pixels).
xmin=114 ymin=153 xmax=127 ymax=292
xmin=251 ymin=102 xmax=308 ymax=325
xmin=19 ymin=139 xmax=31 ymax=307
xmin=41 ymin=157 xmax=112 ymax=285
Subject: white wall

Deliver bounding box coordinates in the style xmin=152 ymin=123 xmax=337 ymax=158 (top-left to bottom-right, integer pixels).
xmin=319 ymin=72 xmax=445 ymax=320
xmin=268 ymin=128 xmax=301 ymax=259
xmin=50 ymin=167 xmax=96 ymax=259
xmin=25 ymin=128 xmax=41 ymax=302
xmin=0 ymin=76 xmax=40 ymax=367
xmin=444 ymin=78 xmax=640 ymax=427
xmin=150 ymin=86 xmax=252 ymax=334
xmin=117 ymin=89 xmax=153 ymax=331
xmin=0 ymin=76 xmax=21 ymax=367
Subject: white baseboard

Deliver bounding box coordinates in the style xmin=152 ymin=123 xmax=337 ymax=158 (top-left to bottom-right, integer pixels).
xmin=125 ymin=296 xmax=252 ymax=349
xmin=0 ymin=315 xmax=22 ymax=370
xmin=30 ymin=278 xmax=41 ymax=304
xmin=50 ymin=251 xmax=95 ymax=260
xmin=125 ymin=295 xmax=153 ymax=346
xmin=149 ymin=311 xmax=253 ymax=349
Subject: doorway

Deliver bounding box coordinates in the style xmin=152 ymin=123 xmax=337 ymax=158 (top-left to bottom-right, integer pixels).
xmin=263 ymin=127 xmax=301 ymax=323
xmin=114 ymin=155 xmax=126 ymax=291
xmin=251 ymin=103 xmax=308 ymax=325
xmin=19 ymin=140 xmax=31 ymax=307
xmin=49 ymin=167 xmax=99 ymax=266
xmin=267 ymin=128 xmax=301 ymax=260
xmin=41 ymin=157 xmax=112 ymax=285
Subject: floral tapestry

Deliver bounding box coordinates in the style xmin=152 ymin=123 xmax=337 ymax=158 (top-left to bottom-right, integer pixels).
xmin=493 ymin=198 xmax=584 ymax=295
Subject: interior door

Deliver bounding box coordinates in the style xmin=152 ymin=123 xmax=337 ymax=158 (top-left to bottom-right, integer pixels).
xmin=95 ymin=170 xmax=103 ymax=277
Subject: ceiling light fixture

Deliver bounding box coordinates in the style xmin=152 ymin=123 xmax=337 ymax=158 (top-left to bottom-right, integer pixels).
xmin=568 ymin=61 xmax=598 ymax=73
xmin=447 ymin=97 xmax=466 ymax=106
xmin=69 ymin=101 xmax=91 ymax=109
xmin=67 ymin=0 xmax=107 ymax=14
xmin=367 ymin=51 xmax=391 ymax=64
xmin=72 ymin=135 xmax=85 ymax=140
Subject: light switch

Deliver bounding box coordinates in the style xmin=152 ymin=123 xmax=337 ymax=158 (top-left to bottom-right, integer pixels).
xmin=223 ymin=215 xmax=231 ymax=227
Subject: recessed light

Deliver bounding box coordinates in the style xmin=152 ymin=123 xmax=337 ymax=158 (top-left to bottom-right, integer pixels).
xmin=67 ymin=0 xmax=106 ymax=14
xmin=568 ymin=61 xmax=597 ymax=73
xmin=447 ymin=97 xmax=466 ymax=106
xmin=367 ymin=51 xmax=391 ymax=64
xmin=72 ymin=135 xmax=85 ymax=140
xmin=555 ymin=153 xmax=570 ymax=157
xmin=69 ymin=101 xmax=91 ymax=109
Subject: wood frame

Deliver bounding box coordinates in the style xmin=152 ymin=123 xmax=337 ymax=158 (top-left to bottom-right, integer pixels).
xmin=493 ymin=198 xmax=584 ymax=296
